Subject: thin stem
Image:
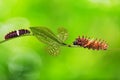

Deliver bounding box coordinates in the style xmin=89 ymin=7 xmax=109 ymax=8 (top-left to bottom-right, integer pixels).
xmin=61 ymin=43 xmax=79 ymax=48
xmin=0 ymin=34 xmax=34 ymax=44
xmin=0 ymin=40 xmax=8 ymax=44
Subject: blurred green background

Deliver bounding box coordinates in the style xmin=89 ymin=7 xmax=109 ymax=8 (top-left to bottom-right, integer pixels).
xmin=0 ymin=0 xmax=120 ymax=80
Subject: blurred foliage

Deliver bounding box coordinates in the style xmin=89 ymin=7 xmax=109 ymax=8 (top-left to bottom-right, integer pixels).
xmin=0 ymin=0 xmax=120 ymax=80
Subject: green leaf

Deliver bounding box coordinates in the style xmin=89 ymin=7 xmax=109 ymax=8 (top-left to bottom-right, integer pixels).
xmin=29 ymin=27 xmax=70 ymax=55
xmin=46 ymin=43 xmax=60 ymax=56
xmin=30 ymin=27 xmax=63 ymax=46
xmin=57 ymin=27 xmax=68 ymax=43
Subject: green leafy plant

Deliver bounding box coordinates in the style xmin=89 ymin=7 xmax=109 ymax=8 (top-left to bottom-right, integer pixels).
xmin=0 ymin=26 xmax=108 ymax=56
xmin=30 ymin=27 xmax=69 ymax=56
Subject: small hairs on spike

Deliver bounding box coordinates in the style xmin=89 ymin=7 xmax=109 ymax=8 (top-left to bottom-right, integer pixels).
xmin=73 ymin=36 xmax=108 ymax=50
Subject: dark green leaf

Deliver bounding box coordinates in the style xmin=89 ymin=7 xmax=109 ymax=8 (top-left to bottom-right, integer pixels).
xmin=30 ymin=27 xmax=63 ymax=46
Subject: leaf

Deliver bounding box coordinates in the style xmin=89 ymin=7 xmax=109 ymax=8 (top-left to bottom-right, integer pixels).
xmin=57 ymin=27 xmax=68 ymax=43
xmin=30 ymin=27 xmax=69 ymax=55
xmin=30 ymin=27 xmax=63 ymax=46
xmin=46 ymin=43 xmax=60 ymax=56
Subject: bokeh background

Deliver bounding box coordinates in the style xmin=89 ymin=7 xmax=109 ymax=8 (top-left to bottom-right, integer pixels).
xmin=0 ymin=0 xmax=120 ymax=80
